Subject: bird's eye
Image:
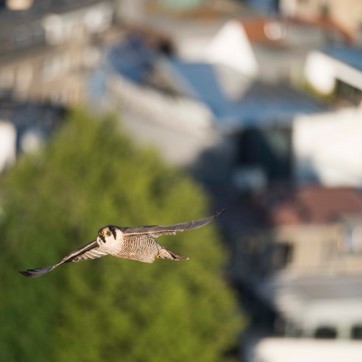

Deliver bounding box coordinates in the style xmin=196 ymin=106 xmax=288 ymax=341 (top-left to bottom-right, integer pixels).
xmin=106 ymin=230 xmax=111 ymax=237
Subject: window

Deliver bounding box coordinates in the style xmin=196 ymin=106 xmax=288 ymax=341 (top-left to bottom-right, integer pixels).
xmin=320 ymin=3 xmax=330 ymax=17
xmin=272 ymin=242 xmax=294 ymax=269
xmin=84 ymin=7 xmax=112 ymax=33
xmin=42 ymin=55 xmax=70 ymax=81
xmin=43 ymin=15 xmax=65 ymax=45
xmin=342 ymin=224 xmax=362 ymax=254
xmin=315 ymin=326 xmax=337 ymax=339
xmin=16 ymin=65 xmax=33 ymax=91
xmin=0 ymin=69 xmax=14 ymax=88
xmin=335 ymin=79 xmax=362 ymax=105
xmin=14 ymin=26 xmax=31 ymax=47
xmin=32 ymin=25 xmax=45 ymax=43
xmin=351 ymin=325 xmax=362 ymax=340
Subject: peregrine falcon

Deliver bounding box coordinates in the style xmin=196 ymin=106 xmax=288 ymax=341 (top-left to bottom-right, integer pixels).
xmin=19 ymin=210 xmax=224 ymax=278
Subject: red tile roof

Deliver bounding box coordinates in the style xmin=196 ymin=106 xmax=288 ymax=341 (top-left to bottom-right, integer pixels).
xmin=241 ymin=16 xmax=286 ymax=45
xmin=240 ymin=15 xmax=354 ymax=46
xmin=264 ymin=186 xmax=362 ymax=225
xmin=291 ymin=15 xmax=354 ymax=44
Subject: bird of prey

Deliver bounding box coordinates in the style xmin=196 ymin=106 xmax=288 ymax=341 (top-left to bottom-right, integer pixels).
xmin=19 ymin=210 xmax=224 ymax=278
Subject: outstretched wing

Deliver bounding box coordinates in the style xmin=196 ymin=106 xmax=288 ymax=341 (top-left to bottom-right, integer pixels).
xmin=120 ymin=209 xmax=224 ymax=238
xmin=19 ymin=239 xmax=105 ymax=278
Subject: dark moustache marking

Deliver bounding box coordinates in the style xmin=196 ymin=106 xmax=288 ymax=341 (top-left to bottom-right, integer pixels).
xmin=110 ymin=226 xmax=117 ymax=239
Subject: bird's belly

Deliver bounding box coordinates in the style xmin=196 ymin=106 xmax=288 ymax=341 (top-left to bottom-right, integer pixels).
xmin=112 ymin=249 xmax=156 ymax=263
xmin=111 ymin=237 xmax=160 ymax=263
xmin=115 ymin=251 xmax=154 ymax=263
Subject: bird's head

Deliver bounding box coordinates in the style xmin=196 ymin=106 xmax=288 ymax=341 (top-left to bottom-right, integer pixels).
xmin=98 ymin=225 xmax=117 ymax=244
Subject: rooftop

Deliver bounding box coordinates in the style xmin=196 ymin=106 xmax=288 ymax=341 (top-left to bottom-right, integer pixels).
xmin=0 ymin=0 xmax=105 ymax=29
xmin=0 ymin=95 xmax=66 ymax=133
xmin=258 ymin=273 xmax=362 ymax=329
xmin=0 ymin=0 xmax=114 ymax=57
xmin=323 ymin=45 xmax=362 ymax=72
xmin=241 ymin=15 xmax=353 ymax=48
xmin=165 ymin=58 xmax=325 ymax=130
xmin=263 ymin=186 xmax=362 ymax=226
xmin=107 ymin=34 xmax=326 ymax=131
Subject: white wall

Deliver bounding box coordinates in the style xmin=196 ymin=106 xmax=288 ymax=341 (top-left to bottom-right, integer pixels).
xmin=0 ymin=121 xmax=16 ymax=173
xmin=304 ymin=51 xmax=336 ymax=94
xmin=106 ymin=73 xmax=227 ymax=168
xmin=278 ymin=0 xmax=298 ymax=17
xmin=204 ymin=20 xmax=258 ymax=77
xmin=293 ymin=107 xmax=362 ymax=187
xmin=305 ymin=50 xmax=362 ymax=95
xmin=253 ymin=338 xmax=362 ymax=362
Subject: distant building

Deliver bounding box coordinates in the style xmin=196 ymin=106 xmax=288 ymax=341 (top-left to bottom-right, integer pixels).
xmin=101 ymin=34 xmax=324 ymax=183
xmin=234 ymin=185 xmax=362 ymax=361
xmin=0 ymin=0 xmax=116 ymax=104
xmin=204 ymin=19 xmax=258 ymax=77
xmin=0 ymin=96 xmax=65 ymax=174
xmin=293 ymin=106 xmax=362 ymax=187
xmin=5 ymin=0 xmax=34 ymax=11
xmin=100 ymin=34 xmax=224 ymax=172
xmin=250 ymin=336 xmax=362 ymax=362
xmin=117 ymin=0 xmax=250 ymax=61
xmin=204 ymin=16 xmax=351 ymax=83
xmin=279 ymin=0 xmax=361 ymax=42
xmin=304 ymin=45 xmax=362 ymax=104
xmin=0 ymin=121 xmax=16 ymax=173
xmin=244 ymin=0 xmax=280 ymax=15
xmin=245 ymin=274 xmax=362 ymax=361
xmin=155 ymin=0 xmax=204 ymax=9
xmin=233 ymin=186 xmax=362 ymax=281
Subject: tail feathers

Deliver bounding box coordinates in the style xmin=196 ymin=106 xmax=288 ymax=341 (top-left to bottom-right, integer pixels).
xmin=19 ymin=265 xmax=55 ymax=278
xmin=158 ymin=248 xmax=189 ymax=261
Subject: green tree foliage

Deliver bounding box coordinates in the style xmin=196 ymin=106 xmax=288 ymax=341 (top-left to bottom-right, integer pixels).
xmin=0 ymin=109 xmax=242 ymax=362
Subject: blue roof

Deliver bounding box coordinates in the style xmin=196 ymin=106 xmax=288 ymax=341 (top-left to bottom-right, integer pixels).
xmin=164 ymin=60 xmax=230 ymax=116
xmin=106 ymin=39 xmax=325 ymax=131
xmin=323 ymin=45 xmax=362 ymax=72
xmin=246 ymin=0 xmax=279 ymax=14
xmin=166 ymin=59 xmax=325 ymax=130
xmin=107 ymin=35 xmax=156 ymax=83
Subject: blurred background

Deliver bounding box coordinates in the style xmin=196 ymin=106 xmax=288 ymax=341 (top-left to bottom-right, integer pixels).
xmin=1 ymin=0 xmax=362 ymax=361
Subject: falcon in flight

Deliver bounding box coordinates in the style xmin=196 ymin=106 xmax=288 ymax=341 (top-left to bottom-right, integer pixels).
xmin=19 ymin=210 xmax=224 ymax=278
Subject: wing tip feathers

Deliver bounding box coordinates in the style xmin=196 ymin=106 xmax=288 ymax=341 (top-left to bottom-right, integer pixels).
xmin=19 ymin=266 xmax=53 ymax=278
xmin=215 ymin=208 xmax=225 ymax=217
